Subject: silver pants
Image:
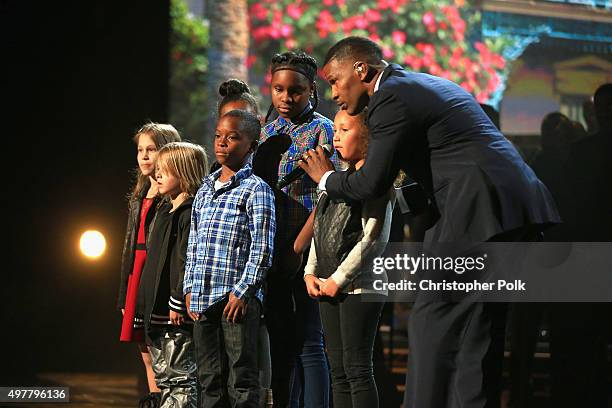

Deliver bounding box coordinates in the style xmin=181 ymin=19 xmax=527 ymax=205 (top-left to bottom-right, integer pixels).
xmin=149 ymin=326 xmax=199 ymax=408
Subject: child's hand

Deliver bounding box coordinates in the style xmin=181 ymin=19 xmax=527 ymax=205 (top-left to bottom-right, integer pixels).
xmin=169 ymin=310 xmax=184 ymax=326
xmin=320 ymin=278 xmax=341 ymax=298
xmin=223 ymin=293 xmax=248 ymax=323
xmin=185 ymin=293 xmax=200 ymax=321
xmin=304 ymin=275 xmax=323 ymax=298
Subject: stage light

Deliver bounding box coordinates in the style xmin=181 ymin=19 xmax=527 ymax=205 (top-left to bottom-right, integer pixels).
xmin=80 ymin=230 xmax=106 ymax=259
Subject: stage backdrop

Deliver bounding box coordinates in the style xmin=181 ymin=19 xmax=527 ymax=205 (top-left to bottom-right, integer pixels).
xmin=169 ymin=0 xmax=611 ymax=151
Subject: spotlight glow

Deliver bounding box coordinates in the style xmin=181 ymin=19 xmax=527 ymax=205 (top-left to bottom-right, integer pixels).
xmin=80 ymin=230 xmax=106 ymax=258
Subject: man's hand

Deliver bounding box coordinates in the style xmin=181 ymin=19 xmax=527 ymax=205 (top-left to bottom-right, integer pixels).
xmin=297 ymin=146 xmax=335 ymax=184
xmin=223 ymin=293 xmax=248 ymax=323
xmin=320 ymin=278 xmax=341 ymax=298
xmin=169 ymin=310 xmax=184 ymax=326
xmin=304 ymin=274 xmax=323 ymax=298
xmin=185 ymin=293 xmax=200 ymax=321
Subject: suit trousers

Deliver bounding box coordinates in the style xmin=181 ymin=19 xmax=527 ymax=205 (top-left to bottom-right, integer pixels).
xmin=404 ymin=226 xmax=540 ymax=408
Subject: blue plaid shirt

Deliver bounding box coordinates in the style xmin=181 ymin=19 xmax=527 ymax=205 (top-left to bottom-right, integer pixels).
xmin=183 ymin=163 xmax=276 ymax=314
xmin=260 ymin=108 xmax=339 ymax=244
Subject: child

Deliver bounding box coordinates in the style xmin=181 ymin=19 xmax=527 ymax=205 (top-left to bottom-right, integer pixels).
xmin=137 ymin=142 xmax=208 ymax=408
xmin=217 ymin=78 xmax=274 ymax=406
xmin=117 ymin=122 xmax=181 ymax=406
xmin=184 ymin=110 xmax=275 ymax=407
xmin=303 ymin=110 xmax=393 ymax=408
xmin=208 ymin=78 xmax=262 ymax=174
xmin=218 ymin=78 xmax=260 ymax=118
xmin=259 ymin=50 xmax=339 ymax=407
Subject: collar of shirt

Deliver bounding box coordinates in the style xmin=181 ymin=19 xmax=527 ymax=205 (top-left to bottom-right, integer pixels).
xmin=373 ymin=60 xmax=389 ymax=93
xmin=205 ymin=162 xmax=253 ymax=190
xmin=272 ymin=102 xmax=313 ymax=133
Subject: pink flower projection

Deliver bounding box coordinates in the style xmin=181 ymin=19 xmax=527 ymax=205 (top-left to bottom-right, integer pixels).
xmin=248 ymin=0 xmax=508 ymax=103
xmin=392 ymin=30 xmax=407 ymax=46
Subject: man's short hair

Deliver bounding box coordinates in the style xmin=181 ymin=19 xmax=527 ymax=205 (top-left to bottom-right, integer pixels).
xmin=324 ymin=36 xmax=383 ymax=67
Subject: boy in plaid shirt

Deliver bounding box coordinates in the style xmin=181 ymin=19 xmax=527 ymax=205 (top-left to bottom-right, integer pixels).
xmin=184 ymin=110 xmax=275 ymax=407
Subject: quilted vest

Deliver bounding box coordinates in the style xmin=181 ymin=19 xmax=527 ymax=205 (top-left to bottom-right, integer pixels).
xmin=313 ymin=192 xmax=364 ymax=279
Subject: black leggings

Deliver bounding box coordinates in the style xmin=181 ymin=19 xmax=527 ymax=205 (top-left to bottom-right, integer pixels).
xmin=319 ymin=294 xmax=385 ymax=408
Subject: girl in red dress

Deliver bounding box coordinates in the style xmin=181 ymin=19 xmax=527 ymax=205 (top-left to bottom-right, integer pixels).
xmin=117 ymin=122 xmax=181 ymax=407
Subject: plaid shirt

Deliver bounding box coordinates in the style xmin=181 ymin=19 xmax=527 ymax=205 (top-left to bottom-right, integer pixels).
xmin=183 ymin=163 xmax=275 ymax=314
xmin=260 ymin=108 xmax=339 ymax=244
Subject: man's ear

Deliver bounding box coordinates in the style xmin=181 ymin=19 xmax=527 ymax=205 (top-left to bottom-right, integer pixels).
xmin=354 ymin=61 xmax=367 ymax=80
xmin=354 ymin=62 xmax=377 ymax=83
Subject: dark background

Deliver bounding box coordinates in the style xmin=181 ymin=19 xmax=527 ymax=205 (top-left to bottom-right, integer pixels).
xmin=3 ymin=1 xmax=170 ymax=384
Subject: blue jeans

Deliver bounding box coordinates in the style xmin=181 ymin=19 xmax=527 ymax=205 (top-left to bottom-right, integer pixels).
xmin=288 ymin=280 xmax=330 ymax=408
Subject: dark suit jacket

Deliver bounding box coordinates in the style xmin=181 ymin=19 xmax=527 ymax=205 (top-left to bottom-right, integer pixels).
xmin=326 ymin=64 xmax=560 ymax=244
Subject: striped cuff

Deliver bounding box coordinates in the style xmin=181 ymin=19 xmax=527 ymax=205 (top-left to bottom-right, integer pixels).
xmin=133 ymin=315 xmax=145 ymax=329
xmin=151 ymin=313 xmax=170 ymax=325
xmin=168 ymin=296 xmax=186 ymax=313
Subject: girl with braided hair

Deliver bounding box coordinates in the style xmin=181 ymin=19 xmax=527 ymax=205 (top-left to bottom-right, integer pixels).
xmin=259 ymin=50 xmax=339 ymax=408
xmin=218 ymin=78 xmax=260 ymax=118
xmin=263 ymin=52 xmax=320 ymax=123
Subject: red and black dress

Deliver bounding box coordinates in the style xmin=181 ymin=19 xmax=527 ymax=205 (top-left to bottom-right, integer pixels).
xmin=120 ymin=197 xmax=154 ymax=343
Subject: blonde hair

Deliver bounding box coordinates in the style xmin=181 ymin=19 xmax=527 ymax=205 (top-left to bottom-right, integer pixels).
xmin=131 ymin=122 xmax=182 ymax=200
xmin=156 ymin=142 xmax=209 ymax=197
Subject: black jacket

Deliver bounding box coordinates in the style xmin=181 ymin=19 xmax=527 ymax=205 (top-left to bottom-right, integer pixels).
xmin=137 ymin=197 xmax=193 ymax=328
xmin=117 ymin=180 xmax=160 ymax=310
xmin=326 ymin=64 xmax=560 ymax=246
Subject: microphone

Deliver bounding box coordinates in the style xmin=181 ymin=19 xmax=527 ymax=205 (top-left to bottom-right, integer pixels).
xmin=277 ymin=144 xmax=334 ymax=189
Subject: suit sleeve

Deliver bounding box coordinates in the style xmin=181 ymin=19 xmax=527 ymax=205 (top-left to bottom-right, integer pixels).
xmin=326 ymin=90 xmax=413 ymax=201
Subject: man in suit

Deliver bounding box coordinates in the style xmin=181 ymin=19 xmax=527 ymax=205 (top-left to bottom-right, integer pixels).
xmin=548 ymin=83 xmax=612 ymax=408
xmin=299 ymin=37 xmax=560 ymax=408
